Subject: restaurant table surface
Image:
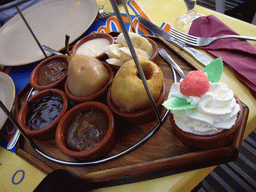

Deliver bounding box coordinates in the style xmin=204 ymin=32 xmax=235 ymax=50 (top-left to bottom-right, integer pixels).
xmin=0 ymin=0 xmax=256 ymax=191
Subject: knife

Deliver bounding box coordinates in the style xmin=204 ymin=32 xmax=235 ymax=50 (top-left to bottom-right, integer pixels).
xmin=135 ymin=15 xmax=214 ymax=65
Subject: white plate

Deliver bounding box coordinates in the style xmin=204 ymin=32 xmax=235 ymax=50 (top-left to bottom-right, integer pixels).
xmin=0 ymin=72 xmax=15 ymax=131
xmin=0 ymin=0 xmax=98 ymax=66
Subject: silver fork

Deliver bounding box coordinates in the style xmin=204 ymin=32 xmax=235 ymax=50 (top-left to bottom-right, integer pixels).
xmin=97 ymin=5 xmax=112 ymax=20
xmin=169 ymin=27 xmax=256 ymax=47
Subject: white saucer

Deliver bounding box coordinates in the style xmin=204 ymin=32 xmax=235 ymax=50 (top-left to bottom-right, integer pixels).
xmin=0 ymin=0 xmax=98 ymax=66
xmin=0 ymin=72 xmax=15 ymax=131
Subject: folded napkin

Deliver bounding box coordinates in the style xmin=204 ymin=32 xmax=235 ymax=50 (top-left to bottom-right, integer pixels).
xmin=189 ymin=15 xmax=256 ymax=98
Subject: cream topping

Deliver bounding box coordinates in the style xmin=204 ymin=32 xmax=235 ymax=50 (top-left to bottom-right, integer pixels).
xmin=169 ymin=82 xmax=240 ymax=135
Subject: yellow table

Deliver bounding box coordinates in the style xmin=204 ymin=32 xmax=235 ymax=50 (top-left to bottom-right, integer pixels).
xmin=1 ymin=0 xmax=256 ymax=191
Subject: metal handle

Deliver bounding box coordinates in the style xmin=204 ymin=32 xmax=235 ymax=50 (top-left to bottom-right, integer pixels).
xmin=216 ymin=35 xmax=256 ymax=41
xmin=0 ymin=101 xmax=37 ymax=149
xmin=42 ymin=45 xmax=62 ymax=55
xmin=110 ymin=0 xmax=162 ymax=123
xmin=158 ymin=48 xmax=186 ymax=79
xmin=7 ymin=130 xmax=21 ymax=150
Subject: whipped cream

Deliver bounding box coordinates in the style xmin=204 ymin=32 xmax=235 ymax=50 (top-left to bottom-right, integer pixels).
xmin=169 ymin=81 xmax=240 ymax=135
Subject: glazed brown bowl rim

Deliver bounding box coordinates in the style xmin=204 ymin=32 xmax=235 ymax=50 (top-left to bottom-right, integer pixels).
xmin=55 ymin=101 xmax=115 ymax=159
xmin=146 ymin=37 xmax=158 ymax=63
xmin=106 ymin=82 xmax=166 ymax=118
xmin=30 ymin=55 xmax=69 ymax=90
xmin=64 ymin=62 xmax=115 ymax=102
xmin=17 ymin=88 xmax=69 ymax=137
xmin=71 ymin=32 xmax=114 ymax=60
xmin=169 ymin=95 xmax=244 ymax=142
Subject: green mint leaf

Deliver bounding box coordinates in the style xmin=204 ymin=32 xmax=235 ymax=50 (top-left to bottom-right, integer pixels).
xmin=162 ymin=97 xmax=198 ymax=110
xmin=203 ymin=57 xmax=223 ymax=83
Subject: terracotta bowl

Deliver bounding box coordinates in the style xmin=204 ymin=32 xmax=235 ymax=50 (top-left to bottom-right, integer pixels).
xmin=64 ymin=62 xmax=115 ymax=103
xmin=146 ymin=37 xmax=158 ymax=63
xmin=71 ymin=32 xmax=114 ymax=60
xmin=55 ymin=101 xmax=115 ymax=160
xmin=17 ymin=89 xmax=68 ymax=140
xmin=30 ymin=55 xmax=68 ymax=90
xmin=169 ymin=96 xmax=244 ymax=149
xmin=107 ymin=83 xmax=166 ymax=124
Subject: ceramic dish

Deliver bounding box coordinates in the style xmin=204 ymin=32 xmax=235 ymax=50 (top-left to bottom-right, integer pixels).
xmin=71 ymin=32 xmax=115 ymax=60
xmin=30 ymin=55 xmax=68 ymax=90
xmin=0 ymin=0 xmax=98 ymax=66
xmin=55 ymin=101 xmax=115 ymax=160
xmin=107 ymin=83 xmax=166 ymax=124
xmin=0 ymin=72 xmax=15 ymax=131
xmin=17 ymin=89 xmax=68 ymax=140
xmin=169 ymin=96 xmax=244 ymax=149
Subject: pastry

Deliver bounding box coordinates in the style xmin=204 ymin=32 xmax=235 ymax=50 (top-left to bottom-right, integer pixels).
xmin=111 ymin=59 xmax=164 ymax=112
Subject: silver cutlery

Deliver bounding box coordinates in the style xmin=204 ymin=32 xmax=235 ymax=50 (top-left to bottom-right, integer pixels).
xmin=169 ymin=27 xmax=256 ymax=47
xmin=42 ymin=45 xmax=62 ymax=55
xmin=135 ymin=15 xmax=214 ymax=66
xmin=158 ymin=48 xmax=186 ymax=79
xmin=97 ymin=5 xmax=111 ymax=20
xmin=7 ymin=88 xmax=38 ymax=150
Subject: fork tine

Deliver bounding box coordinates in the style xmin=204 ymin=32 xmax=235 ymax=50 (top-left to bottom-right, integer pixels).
xmin=170 ymin=30 xmax=197 ymax=45
xmin=169 ymin=29 xmax=197 ymax=46
xmin=169 ymin=28 xmax=198 ymax=46
xmin=169 ymin=31 xmax=197 ymax=46
xmin=169 ymin=27 xmax=256 ymax=47
xmin=170 ymin=28 xmax=198 ymax=43
xmin=171 ymin=28 xmax=197 ymax=40
xmin=97 ymin=5 xmax=111 ymax=20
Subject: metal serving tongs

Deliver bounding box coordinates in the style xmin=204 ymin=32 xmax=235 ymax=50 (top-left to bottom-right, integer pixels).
xmin=111 ymin=0 xmax=162 ymax=123
xmin=0 ymin=101 xmax=37 ymax=150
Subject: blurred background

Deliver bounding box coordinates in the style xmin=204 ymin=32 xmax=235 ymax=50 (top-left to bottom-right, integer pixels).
xmin=197 ymin=0 xmax=256 ymax=25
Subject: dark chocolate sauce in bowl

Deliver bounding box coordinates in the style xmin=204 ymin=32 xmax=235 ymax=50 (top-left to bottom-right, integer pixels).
xmin=65 ymin=109 xmax=109 ymax=152
xmin=26 ymin=95 xmax=63 ymax=130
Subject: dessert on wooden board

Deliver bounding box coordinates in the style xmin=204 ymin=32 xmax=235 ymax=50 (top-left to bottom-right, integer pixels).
xmin=163 ymin=58 xmax=244 ymax=149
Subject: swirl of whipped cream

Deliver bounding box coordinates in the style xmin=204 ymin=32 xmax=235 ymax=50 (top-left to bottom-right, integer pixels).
xmin=169 ymin=82 xmax=240 ymax=135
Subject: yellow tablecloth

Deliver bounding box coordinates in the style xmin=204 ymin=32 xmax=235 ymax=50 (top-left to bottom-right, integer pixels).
xmin=1 ymin=0 xmax=256 ymax=191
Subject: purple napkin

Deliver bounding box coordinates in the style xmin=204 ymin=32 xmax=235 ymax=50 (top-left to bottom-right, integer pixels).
xmin=189 ymin=15 xmax=256 ymax=98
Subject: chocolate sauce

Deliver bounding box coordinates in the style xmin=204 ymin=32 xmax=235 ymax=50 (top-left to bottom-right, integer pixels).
xmin=37 ymin=59 xmax=68 ymax=86
xmin=65 ymin=109 xmax=109 ymax=152
xmin=26 ymin=95 xmax=63 ymax=130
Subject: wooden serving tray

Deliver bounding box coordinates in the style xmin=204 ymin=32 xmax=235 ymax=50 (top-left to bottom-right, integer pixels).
xmin=16 ymin=35 xmax=249 ymax=189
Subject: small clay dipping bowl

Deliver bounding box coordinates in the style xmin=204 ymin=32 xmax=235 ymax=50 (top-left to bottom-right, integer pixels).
xmin=169 ymin=96 xmax=244 ymax=149
xmin=55 ymin=101 xmax=115 ymax=160
xmin=30 ymin=55 xmax=68 ymax=90
xmin=71 ymin=32 xmax=114 ymax=60
xmin=17 ymin=89 xmax=68 ymax=140
xmin=64 ymin=62 xmax=115 ymax=103
xmin=107 ymin=83 xmax=166 ymax=124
